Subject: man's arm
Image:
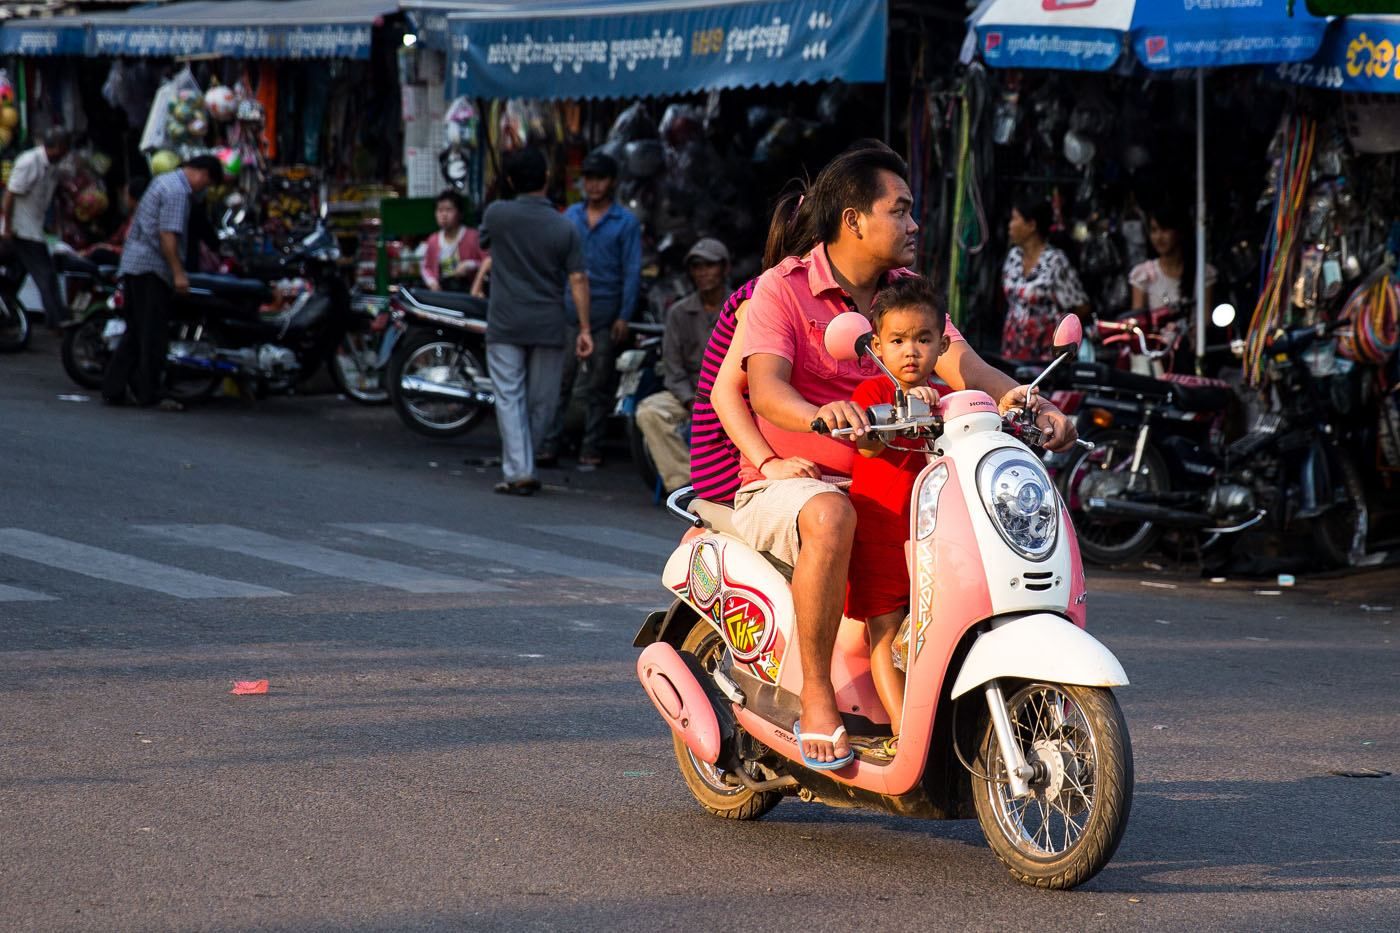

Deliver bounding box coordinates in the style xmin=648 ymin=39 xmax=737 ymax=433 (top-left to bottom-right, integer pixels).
xmin=160 ymin=231 xmax=189 ymax=294
xmin=748 ymin=353 xmax=869 ymax=436
xmin=569 ymin=270 xmax=593 ymax=359
xmin=935 ymin=340 xmax=1078 ymax=450
xmin=660 ymin=306 xmax=693 ymax=405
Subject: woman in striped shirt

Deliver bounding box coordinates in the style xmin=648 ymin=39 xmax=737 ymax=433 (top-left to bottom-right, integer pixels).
xmin=688 ymin=189 xmax=821 ymax=501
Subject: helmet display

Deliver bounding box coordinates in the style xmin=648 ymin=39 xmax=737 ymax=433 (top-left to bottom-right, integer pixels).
xmin=149 ymin=149 xmax=180 ymax=175
xmin=205 ymin=85 xmax=237 ymax=122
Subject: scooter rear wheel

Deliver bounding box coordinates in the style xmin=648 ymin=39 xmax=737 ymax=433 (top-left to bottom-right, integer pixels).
xmin=672 ymin=617 xmax=782 ymax=821
xmin=972 ymin=682 xmax=1132 ymax=890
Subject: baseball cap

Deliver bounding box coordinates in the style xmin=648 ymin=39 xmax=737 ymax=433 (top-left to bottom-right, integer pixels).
xmin=685 ymin=237 xmax=730 ymax=265
xmin=580 ymin=150 xmax=619 ymax=178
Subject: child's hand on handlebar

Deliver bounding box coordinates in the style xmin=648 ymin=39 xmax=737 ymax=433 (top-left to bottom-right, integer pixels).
xmin=906 ymin=386 xmax=940 ymax=406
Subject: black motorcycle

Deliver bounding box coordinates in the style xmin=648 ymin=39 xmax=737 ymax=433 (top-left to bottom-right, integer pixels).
xmin=1058 ymin=310 xmax=1368 ymax=570
xmin=383 ymin=285 xmax=495 ymax=438
xmin=62 ymin=224 xmax=357 ymax=402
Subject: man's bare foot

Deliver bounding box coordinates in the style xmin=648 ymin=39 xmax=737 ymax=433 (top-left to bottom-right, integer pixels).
xmin=797 ymin=694 xmax=851 ymax=763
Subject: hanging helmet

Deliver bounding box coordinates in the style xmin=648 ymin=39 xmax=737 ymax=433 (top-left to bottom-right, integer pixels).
xmin=204 ymin=86 xmax=238 ymax=122
xmin=149 ymin=149 xmax=181 ymax=175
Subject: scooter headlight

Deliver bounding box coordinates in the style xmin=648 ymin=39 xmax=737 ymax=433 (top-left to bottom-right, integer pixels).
xmin=976 ymin=450 xmax=1058 ymax=560
xmin=915 ymin=464 xmax=950 ymax=540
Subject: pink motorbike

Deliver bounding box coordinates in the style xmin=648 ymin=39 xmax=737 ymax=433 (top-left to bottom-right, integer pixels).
xmin=635 ymin=315 xmax=1133 ymax=889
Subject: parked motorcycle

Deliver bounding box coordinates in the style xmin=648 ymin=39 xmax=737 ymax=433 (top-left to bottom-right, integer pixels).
xmin=384 ymin=285 xmax=494 ymax=438
xmin=636 ymin=315 xmax=1132 ymax=890
xmin=1060 ymin=305 xmax=1368 ymax=568
xmin=61 ymin=223 xmax=357 ymax=402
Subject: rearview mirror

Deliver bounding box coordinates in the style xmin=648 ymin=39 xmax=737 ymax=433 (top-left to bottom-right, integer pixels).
xmin=1051 ymin=315 xmax=1083 ymax=359
xmin=824 ymin=311 xmax=873 ymax=362
xmin=1212 ymin=303 xmax=1237 ymax=328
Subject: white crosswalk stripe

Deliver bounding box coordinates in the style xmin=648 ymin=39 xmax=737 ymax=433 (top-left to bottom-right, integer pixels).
xmin=529 ymin=524 xmax=678 ymax=558
xmin=0 ymin=583 xmax=56 ymax=602
xmin=0 ymin=528 xmax=287 ymax=599
xmin=138 ymin=525 xmax=503 ymax=594
xmin=337 ymin=522 xmax=656 ymax=590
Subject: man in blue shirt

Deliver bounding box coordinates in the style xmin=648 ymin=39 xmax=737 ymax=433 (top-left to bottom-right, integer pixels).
xmin=540 ymin=150 xmax=642 ymax=468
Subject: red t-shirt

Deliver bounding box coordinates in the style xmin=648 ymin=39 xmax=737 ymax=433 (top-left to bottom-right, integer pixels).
xmin=848 ymin=377 xmax=940 ymax=544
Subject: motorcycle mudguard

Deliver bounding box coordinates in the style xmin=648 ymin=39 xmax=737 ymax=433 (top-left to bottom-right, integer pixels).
xmin=949 ymin=612 xmax=1128 ymax=699
xmin=637 ymin=642 xmax=723 ymax=765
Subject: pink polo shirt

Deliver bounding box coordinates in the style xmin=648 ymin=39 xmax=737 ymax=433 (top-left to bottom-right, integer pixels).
xmin=739 ymin=245 xmax=963 ymax=484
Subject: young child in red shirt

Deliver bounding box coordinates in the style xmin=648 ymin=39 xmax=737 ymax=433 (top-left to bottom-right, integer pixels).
xmin=846 ymin=276 xmax=950 ymax=752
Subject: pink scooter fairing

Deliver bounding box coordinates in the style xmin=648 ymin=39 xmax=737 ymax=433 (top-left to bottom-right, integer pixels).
xmin=635 ymin=313 xmax=1132 ymax=890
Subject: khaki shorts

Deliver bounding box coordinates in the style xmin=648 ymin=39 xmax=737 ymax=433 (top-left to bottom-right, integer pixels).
xmin=731 ymin=476 xmax=849 ymax=568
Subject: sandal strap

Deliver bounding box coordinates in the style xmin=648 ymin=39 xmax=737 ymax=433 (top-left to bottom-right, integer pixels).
xmin=794 ymin=722 xmax=847 ymax=744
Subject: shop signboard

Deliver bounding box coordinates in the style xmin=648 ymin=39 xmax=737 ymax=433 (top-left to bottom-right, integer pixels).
xmin=0 ymin=20 xmax=88 ymax=57
xmin=88 ymin=24 xmax=375 ymax=60
xmin=1276 ymin=15 xmax=1400 ymax=92
xmin=447 ymin=0 xmax=886 ymax=101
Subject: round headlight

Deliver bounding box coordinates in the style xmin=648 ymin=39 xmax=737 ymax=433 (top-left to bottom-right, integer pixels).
xmin=977 ymin=450 xmax=1058 ymax=560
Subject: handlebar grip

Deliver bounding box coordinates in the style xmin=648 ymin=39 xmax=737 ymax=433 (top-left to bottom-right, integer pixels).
xmin=810 ymin=418 xmax=830 ymax=435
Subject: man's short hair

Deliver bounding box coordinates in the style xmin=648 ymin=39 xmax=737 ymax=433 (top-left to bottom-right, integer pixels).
xmin=42 ymin=127 xmax=70 ymax=151
xmin=183 ymin=155 xmax=225 ymax=187
xmin=807 ymin=140 xmax=909 ymax=245
xmin=504 ymin=147 xmax=548 ymax=195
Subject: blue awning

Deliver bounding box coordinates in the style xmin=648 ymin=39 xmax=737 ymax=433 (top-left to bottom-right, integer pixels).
xmin=445 ymin=0 xmax=886 ymax=101
xmin=1275 ymin=15 xmax=1400 ymax=92
xmin=0 ymin=16 xmax=89 ymax=57
xmin=0 ymin=0 xmax=399 ymax=59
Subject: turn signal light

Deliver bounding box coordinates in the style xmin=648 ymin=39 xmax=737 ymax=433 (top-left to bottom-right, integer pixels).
xmin=1088 ymin=407 xmax=1114 ymax=429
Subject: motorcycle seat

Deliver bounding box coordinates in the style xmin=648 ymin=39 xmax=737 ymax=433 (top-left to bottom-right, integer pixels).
xmin=401 ymin=286 xmax=486 ymax=317
xmin=187 ymin=273 xmax=272 ymax=302
xmin=53 ymin=252 xmax=104 ymax=277
xmin=689 ymin=498 xmax=794 ymax=580
xmin=1161 ymin=374 xmax=1233 ymax=413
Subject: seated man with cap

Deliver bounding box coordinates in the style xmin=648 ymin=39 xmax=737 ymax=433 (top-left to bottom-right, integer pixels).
xmin=637 ymin=236 xmax=731 ymax=492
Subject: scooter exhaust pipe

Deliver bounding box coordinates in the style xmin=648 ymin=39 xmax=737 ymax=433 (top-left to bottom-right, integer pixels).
xmin=1085 ymin=496 xmax=1215 ymax=529
xmin=398 ymin=374 xmax=494 ymax=405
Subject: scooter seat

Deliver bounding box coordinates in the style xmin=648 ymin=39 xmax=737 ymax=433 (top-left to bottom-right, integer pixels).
xmin=401 ymin=286 xmax=486 ymax=317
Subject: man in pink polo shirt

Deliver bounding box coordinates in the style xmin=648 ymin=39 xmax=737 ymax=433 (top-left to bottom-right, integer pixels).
xmin=737 ymin=142 xmax=1077 ymax=765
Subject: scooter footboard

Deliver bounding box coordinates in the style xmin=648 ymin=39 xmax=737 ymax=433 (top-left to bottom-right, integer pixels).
xmin=949 ymin=613 xmax=1129 ymax=699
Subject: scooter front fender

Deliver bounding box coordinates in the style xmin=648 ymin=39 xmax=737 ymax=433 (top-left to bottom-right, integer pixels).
xmin=949 ymin=613 xmax=1129 ymax=699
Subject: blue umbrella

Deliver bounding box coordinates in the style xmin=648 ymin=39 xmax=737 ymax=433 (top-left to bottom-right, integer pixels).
xmin=965 ymin=0 xmax=1328 ymax=367
xmin=1277 ymin=15 xmax=1400 ymax=92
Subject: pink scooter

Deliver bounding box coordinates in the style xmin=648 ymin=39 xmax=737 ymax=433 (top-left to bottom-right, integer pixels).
xmin=636 ymin=314 xmax=1133 ymax=889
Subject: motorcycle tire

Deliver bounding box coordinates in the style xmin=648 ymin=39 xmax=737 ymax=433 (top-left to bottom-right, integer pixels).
xmin=972 ymin=682 xmax=1133 ymax=890
xmin=388 ymin=330 xmax=489 ymax=438
xmin=0 ymin=292 xmax=30 ymax=352
xmin=627 ymin=414 xmax=661 ymax=491
xmin=1309 ymin=454 xmax=1368 ymax=569
xmin=61 ymin=313 xmax=110 ymax=388
xmin=330 ymin=331 xmax=390 ymax=405
xmin=1057 ymin=429 xmax=1168 ymax=566
xmin=671 ymin=615 xmax=783 ymax=822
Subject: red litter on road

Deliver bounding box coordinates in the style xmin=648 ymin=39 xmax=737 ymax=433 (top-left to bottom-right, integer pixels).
xmin=230 ymin=680 xmax=269 ymax=695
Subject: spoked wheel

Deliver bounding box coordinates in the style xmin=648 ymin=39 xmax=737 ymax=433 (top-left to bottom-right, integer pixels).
xmin=672 ymin=617 xmax=782 ymax=821
xmin=331 ymin=331 xmax=389 ymax=405
xmin=389 ymin=331 xmax=489 ymax=438
xmin=973 ymin=682 xmax=1132 ymax=890
xmin=62 ymin=314 xmax=110 ymax=388
xmin=1058 ymin=429 xmax=1168 ymax=565
xmin=0 ymin=291 xmax=30 ymax=352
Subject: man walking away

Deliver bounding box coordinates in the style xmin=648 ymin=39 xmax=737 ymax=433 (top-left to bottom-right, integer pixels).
xmin=637 ymin=237 xmax=730 ymax=493
xmin=2 ymin=127 xmax=70 ymax=332
xmin=102 ymin=155 xmax=223 ymax=411
xmin=478 ymin=147 xmax=593 ymax=496
xmin=540 ymin=149 xmax=641 ymax=469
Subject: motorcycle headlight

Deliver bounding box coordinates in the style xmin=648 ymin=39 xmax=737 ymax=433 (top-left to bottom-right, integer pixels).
xmin=915 ymin=464 xmax=950 ymax=540
xmin=976 ymin=450 xmax=1058 ymax=560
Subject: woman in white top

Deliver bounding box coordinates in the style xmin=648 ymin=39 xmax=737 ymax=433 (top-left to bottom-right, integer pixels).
xmin=1129 ymin=206 xmax=1215 ymax=314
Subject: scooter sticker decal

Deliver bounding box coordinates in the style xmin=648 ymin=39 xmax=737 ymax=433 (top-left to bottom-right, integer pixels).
xmin=688 ymin=540 xmax=722 ymax=610
xmin=914 ymin=539 xmax=936 ymax=660
xmin=721 ymin=590 xmax=773 ymax=665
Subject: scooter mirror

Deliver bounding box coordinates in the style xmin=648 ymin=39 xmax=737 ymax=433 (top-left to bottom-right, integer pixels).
xmin=1051 ymin=314 xmax=1083 ymax=358
xmin=825 ymin=311 xmax=873 ymax=362
xmin=1212 ymin=303 xmax=1237 ymax=328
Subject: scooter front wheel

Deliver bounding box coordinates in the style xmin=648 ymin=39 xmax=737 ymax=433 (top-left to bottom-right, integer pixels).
xmin=672 ymin=616 xmax=782 ymax=821
xmin=973 ymin=682 xmax=1133 ymax=890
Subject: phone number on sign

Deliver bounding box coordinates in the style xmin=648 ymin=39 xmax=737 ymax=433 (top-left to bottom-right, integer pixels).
xmin=1275 ymin=61 xmax=1346 ymax=89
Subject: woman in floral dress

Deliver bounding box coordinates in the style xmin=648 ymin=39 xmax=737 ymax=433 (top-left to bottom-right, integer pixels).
xmin=1000 ymin=199 xmax=1090 ymax=361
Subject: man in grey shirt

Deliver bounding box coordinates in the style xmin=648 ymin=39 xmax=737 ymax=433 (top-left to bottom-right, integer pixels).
xmin=102 ymin=155 xmax=222 ymax=409
xmin=471 ymin=147 xmax=592 ymax=495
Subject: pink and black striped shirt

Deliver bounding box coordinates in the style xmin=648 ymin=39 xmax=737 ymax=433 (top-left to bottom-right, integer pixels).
xmin=687 ymin=277 xmax=758 ymax=502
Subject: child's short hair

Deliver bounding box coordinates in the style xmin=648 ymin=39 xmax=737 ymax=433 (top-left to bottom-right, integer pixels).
xmin=871 ymin=275 xmax=947 ymax=336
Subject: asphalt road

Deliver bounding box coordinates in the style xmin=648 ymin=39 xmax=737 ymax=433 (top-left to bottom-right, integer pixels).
xmin=2 ymin=332 xmax=1398 ymax=931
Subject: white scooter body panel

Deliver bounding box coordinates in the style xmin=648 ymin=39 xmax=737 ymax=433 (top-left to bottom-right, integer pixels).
xmin=949 ymin=612 xmax=1129 ymax=699
xmin=662 ymin=532 xmax=795 ymax=685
